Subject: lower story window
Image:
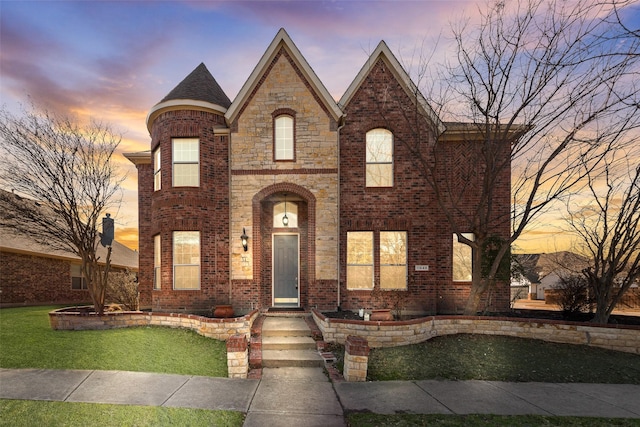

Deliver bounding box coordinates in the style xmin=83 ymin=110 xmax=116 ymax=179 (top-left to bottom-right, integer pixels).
xmin=347 ymin=231 xmax=374 ymax=290
xmin=154 ymin=234 xmax=161 ymax=290
xmin=380 ymin=231 xmax=407 ymax=290
xmin=71 ymin=264 xmax=87 ymax=290
xmin=453 ymin=233 xmax=474 ymax=281
xmin=173 ymin=231 xmax=200 ymax=290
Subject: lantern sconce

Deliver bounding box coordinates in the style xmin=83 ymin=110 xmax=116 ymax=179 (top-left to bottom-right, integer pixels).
xmin=282 ymin=194 xmax=289 ymax=227
xmin=241 ymin=227 xmax=249 ymax=252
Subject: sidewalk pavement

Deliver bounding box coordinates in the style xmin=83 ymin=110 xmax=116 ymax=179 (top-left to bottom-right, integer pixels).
xmin=1 ymin=367 xmax=639 ymax=426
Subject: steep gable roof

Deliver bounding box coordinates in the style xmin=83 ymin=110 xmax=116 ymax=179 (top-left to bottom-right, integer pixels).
xmin=146 ymin=63 xmax=231 ymax=133
xmin=225 ymin=28 xmax=342 ymax=124
xmin=339 ymin=41 xmax=445 ymax=134
xmin=160 ymin=62 xmax=231 ymax=108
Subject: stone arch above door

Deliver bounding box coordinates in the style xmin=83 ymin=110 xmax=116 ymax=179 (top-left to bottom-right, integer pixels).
xmin=251 ymin=182 xmax=317 ymax=299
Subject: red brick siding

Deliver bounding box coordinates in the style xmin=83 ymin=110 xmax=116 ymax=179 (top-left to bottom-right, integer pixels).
xmin=339 ymin=59 xmax=511 ymax=313
xmin=144 ymin=109 xmax=230 ymax=311
xmin=0 ymin=251 xmax=130 ymax=306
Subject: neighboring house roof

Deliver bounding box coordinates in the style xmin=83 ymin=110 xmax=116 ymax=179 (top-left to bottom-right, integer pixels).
xmin=339 ymin=40 xmax=445 ymax=134
xmin=0 ymin=191 xmax=138 ymax=270
xmin=146 ymin=63 xmax=232 ymax=133
xmin=225 ymin=28 xmax=343 ymax=125
xmin=515 ymin=252 xmax=588 ymax=284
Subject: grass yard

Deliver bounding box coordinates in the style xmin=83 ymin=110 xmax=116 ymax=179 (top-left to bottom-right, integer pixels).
xmin=365 ymin=334 xmax=640 ymax=383
xmin=346 ymin=413 xmax=640 ymax=427
xmin=0 ymin=306 xmax=227 ymax=377
xmin=0 ymin=400 xmax=244 ymax=427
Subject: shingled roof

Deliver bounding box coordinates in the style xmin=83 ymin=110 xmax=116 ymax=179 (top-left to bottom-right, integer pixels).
xmin=160 ymin=63 xmax=231 ymax=108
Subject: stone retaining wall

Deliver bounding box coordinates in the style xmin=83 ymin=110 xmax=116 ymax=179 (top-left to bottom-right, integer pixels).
xmin=49 ymin=308 xmax=259 ymax=341
xmin=311 ymin=309 xmax=640 ymax=354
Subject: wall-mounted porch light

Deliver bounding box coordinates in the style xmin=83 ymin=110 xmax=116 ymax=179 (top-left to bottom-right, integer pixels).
xmin=241 ymin=227 xmax=249 ymax=251
xmin=282 ymin=194 xmax=289 ymax=226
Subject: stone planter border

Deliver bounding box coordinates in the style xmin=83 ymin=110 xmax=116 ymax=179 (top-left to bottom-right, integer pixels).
xmin=311 ymin=309 xmax=640 ymax=354
xmin=49 ymin=307 xmax=259 ymax=341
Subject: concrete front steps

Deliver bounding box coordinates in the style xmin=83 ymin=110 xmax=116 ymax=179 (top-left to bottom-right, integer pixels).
xmin=261 ymin=316 xmax=324 ymax=368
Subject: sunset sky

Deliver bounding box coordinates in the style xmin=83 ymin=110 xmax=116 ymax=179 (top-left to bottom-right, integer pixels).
xmin=1 ymin=0 xmax=638 ymax=254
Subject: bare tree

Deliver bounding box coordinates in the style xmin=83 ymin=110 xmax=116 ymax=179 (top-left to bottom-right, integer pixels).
xmin=0 ymin=104 xmax=125 ymax=315
xmin=368 ymin=0 xmax=640 ymax=314
xmin=565 ymin=156 xmax=640 ymax=324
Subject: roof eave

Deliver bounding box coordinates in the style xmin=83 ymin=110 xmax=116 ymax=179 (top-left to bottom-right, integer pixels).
xmin=146 ymin=99 xmax=228 ymax=134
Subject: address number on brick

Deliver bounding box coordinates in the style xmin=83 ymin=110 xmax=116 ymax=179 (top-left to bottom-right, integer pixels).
xmin=415 ymin=265 xmax=429 ymax=271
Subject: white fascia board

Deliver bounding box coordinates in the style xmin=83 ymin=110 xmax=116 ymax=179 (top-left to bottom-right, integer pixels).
xmin=146 ymin=99 xmax=228 ymax=134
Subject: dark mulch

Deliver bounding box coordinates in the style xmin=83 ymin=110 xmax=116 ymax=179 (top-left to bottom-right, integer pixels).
xmin=321 ymin=308 xmax=640 ymax=326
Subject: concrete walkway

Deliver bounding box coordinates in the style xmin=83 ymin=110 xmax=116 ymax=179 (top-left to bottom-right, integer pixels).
xmin=2 ymin=367 xmax=640 ymax=425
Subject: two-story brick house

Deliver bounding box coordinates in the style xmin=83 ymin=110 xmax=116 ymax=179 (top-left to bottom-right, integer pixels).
xmin=125 ymin=28 xmax=512 ymax=314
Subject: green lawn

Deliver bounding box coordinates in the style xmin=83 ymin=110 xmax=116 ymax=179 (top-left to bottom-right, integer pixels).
xmin=0 ymin=306 xmax=227 ymax=377
xmin=366 ymin=334 xmax=640 ymax=383
xmin=0 ymin=400 xmax=244 ymax=427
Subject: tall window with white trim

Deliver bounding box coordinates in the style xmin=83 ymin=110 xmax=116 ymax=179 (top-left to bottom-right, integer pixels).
xmin=154 ymin=234 xmax=161 ymax=290
xmin=380 ymin=231 xmax=407 ymax=289
xmin=173 ymin=231 xmax=200 ymax=290
xmin=153 ymin=148 xmax=161 ymax=191
xmin=366 ymin=129 xmax=393 ymax=187
xmin=346 ymin=231 xmax=374 ymax=290
xmin=274 ymin=115 xmax=294 ymax=160
xmin=452 ymin=233 xmax=474 ymax=281
xmin=172 ymin=138 xmax=199 ymax=187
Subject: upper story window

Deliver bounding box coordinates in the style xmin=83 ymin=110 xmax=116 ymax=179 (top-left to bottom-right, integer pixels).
xmin=453 ymin=233 xmax=474 ymax=282
xmin=172 ymin=138 xmax=199 ymax=187
xmin=274 ymin=115 xmax=294 ymax=161
xmin=366 ymin=129 xmax=393 ymax=187
xmin=153 ymin=148 xmax=161 ymax=191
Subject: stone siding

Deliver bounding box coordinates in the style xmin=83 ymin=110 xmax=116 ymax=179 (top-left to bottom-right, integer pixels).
xmin=312 ymin=310 xmax=640 ymax=354
xmin=50 ymin=308 xmax=259 ymax=341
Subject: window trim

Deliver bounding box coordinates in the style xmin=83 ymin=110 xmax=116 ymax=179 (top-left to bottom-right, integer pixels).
xmin=272 ymin=109 xmax=296 ymax=162
xmin=452 ymin=232 xmax=474 ymax=282
xmin=365 ymin=128 xmax=394 ymax=188
xmin=70 ymin=264 xmax=87 ymax=290
xmin=172 ymin=138 xmax=200 ymax=187
xmin=153 ymin=147 xmax=161 ymax=191
xmin=153 ymin=234 xmax=161 ymax=290
xmin=346 ymin=231 xmax=375 ymax=290
xmin=173 ymin=231 xmax=200 ymax=290
xmin=380 ymin=231 xmax=408 ymax=290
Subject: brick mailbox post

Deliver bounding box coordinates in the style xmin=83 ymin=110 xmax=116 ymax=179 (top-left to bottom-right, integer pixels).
xmin=344 ymin=335 xmax=370 ymax=382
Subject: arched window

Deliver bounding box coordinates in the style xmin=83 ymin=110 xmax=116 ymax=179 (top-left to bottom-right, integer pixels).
xmin=366 ymin=129 xmax=393 ymax=187
xmin=273 ymin=201 xmax=298 ymax=228
xmin=274 ymin=115 xmax=294 ymax=160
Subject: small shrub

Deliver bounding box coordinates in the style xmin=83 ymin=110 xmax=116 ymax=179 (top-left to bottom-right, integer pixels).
xmin=106 ymin=268 xmax=139 ymax=311
xmin=557 ymin=274 xmax=592 ymax=318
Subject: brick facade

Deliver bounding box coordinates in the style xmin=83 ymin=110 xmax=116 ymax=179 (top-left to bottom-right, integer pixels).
xmin=0 ymin=251 xmax=130 ymax=306
xmin=130 ymin=29 xmax=511 ymax=315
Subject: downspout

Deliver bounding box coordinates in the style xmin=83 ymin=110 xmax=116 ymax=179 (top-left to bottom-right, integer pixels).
xmin=336 ymin=115 xmax=346 ymax=310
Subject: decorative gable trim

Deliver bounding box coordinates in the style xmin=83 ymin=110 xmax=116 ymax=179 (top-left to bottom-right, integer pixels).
xmin=225 ymin=28 xmax=343 ymax=125
xmin=339 ymin=40 xmax=445 ymax=135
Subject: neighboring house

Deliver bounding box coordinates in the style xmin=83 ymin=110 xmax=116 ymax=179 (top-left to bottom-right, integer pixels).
xmin=513 ymin=252 xmax=588 ymax=300
xmin=0 ymin=191 xmax=139 ymax=307
xmin=125 ymin=29 xmax=513 ymax=314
